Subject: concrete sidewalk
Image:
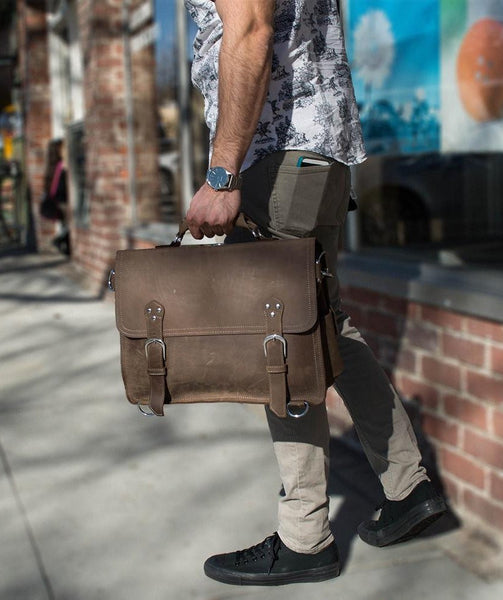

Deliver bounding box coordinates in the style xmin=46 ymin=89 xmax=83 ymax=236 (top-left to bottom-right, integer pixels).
xmin=0 ymin=252 xmax=502 ymax=600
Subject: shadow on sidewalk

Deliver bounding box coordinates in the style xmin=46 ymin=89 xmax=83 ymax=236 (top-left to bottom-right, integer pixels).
xmin=0 ymin=251 xmax=104 ymax=303
xmin=327 ymin=400 xmax=462 ymax=571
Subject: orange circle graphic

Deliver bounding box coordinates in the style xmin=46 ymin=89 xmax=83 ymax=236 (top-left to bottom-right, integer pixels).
xmin=457 ymin=18 xmax=503 ymax=122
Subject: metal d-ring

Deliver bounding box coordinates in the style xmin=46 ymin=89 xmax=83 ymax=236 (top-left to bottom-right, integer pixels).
xmin=316 ymin=251 xmax=334 ymax=278
xmin=107 ymin=269 xmax=116 ymax=291
xmin=287 ymin=401 xmax=309 ymax=418
xmin=138 ymin=404 xmax=157 ymax=417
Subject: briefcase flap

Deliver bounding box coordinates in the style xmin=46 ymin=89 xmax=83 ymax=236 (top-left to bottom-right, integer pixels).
xmin=114 ymin=237 xmax=319 ymax=338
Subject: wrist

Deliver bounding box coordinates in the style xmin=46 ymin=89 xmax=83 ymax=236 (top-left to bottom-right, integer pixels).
xmin=209 ymin=153 xmax=241 ymax=173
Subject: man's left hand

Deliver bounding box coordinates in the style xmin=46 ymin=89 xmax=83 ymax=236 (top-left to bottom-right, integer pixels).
xmin=186 ymin=183 xmax=241 ymax=240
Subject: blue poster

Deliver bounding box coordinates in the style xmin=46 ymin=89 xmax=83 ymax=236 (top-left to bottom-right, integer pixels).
xmin=346 ymin=0 xmax=441 ymax=155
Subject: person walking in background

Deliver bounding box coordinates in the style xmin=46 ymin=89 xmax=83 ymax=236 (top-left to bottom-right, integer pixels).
xmin=184 ymin=0 xmax=447 ymax=586
xmin=40 ymin=138 xmax=70 ymax=256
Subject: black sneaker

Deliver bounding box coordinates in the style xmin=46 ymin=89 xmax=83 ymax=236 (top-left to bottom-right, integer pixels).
xmin=358 ymin=480 xmax=447 ymax=547
xmin=204 ymin=532 xmax=340 ymax=586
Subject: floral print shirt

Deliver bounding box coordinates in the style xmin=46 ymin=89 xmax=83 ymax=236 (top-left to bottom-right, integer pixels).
xmin=184 ymin=0 xmax=366 ymax=169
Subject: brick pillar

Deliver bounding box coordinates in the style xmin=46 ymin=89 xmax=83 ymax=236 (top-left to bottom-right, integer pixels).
xmin=72 ymin=0 xmax=159 ymax=289
xmin=131 ymin=8 xmax=161 ymax=223
xmin=18 ymin=0 xmax=54 ymax=251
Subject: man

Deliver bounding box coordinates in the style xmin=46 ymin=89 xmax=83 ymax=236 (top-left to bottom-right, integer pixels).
xmin=184 ymin=0 xmax=446 ymax=586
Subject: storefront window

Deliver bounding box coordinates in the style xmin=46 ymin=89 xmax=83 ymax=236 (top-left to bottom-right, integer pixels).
xmin=343 ymin=0 xmax=503 ymax=266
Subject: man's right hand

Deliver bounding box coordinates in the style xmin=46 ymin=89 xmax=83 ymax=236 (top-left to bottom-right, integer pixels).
xmin=186 ymin=183 xmax=241 ymax=240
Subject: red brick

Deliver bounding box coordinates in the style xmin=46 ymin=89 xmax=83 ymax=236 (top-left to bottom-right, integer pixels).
xmin=403 ymin=321 xmax=439 ymax=353
xmin=363 ymin=310 xmax=401 ymax=339
xmin=495 ymin=410 xmax=503 ymax=439
xmin=443 ymin=395 xmax=489 ymax=431
xmin=442 ymin=474 xmax=461 ymax=505
xmin=464 ymin=430 xmax=503 ymax=469
xmin=466 ymin=317 xmax=503 ymax=343
xmin=440 ymin=447 xmax=485 ymax=488
xmin=491 ymin=346 xmax=503 ymax=375
xmin=491 ymin=471 xmax=503 ymax=503
xmin=422 ymin=414 xmax=459 ymax=446
xmin=341 ymin=304 xmax=365 ymax=329
xmin=395 ymin=348 xmax=416 ymax=372
xmin=464 ymin=489 xmax=503 ymax=531
xmin=466 ymin=370 xmax=503 ymax=405
xmin=442 ymin=332 xmax=485 ymax=367
xmin=398 ymin=376 xmax=440 ymax=410
xmin=380 ymin=295 xmax=408 ymax=316
xmin=345 ymin=286 xmax=382 ymax=307
xmin=422 ymin=356 xmax=462 ymax=390
xmin=406 ymin=303 xmax=421 ymax=320
xmin=421 ymin=305 xmax=464 ymax=331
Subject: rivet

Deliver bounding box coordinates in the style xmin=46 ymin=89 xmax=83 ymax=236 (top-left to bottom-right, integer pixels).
xmin=270 ymin=311 xmax=276 ymax=317
xmin=156 ymin=307 xmax=162 ymax=313
xmin=275 ymin=303 xmax=281 ymax=309
xmin=147 ymin=308 xmax=152 ymax=313
xmin=152 ymin=315 xmax=157 ymax=321
xmin=265 ymin=303 xmax=270 ymax=309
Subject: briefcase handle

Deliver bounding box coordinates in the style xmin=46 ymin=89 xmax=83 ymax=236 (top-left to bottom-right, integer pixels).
xmin=170 ymin=213 xmax=265 ymax=247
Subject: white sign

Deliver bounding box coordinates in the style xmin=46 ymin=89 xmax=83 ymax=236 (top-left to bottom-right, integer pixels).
xmin=130 ymin=0 xmax=153 ymax=32
xmin=131 ymin=22 xmax=159 ymax=53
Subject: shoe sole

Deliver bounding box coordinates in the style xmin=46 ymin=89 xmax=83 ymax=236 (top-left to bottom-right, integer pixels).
xmin=357 ymin=496 xmax=447 ymax=547
xmin=204 ymin=562 xmax=340 ymax=586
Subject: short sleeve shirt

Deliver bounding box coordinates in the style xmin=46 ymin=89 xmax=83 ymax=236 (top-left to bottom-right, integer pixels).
xmin=184 ymin=0 xmax=366 ymax=170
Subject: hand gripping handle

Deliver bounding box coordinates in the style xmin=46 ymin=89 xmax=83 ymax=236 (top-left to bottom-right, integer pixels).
xmin=170 ymin=213 xmax=264 ymax=247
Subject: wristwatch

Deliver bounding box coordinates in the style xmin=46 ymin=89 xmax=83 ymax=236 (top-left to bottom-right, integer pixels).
xmin=206 ymin=166 xmax=242 ymax=191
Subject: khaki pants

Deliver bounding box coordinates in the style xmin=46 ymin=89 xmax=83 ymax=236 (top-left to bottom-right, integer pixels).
xmin=228 ymin=151 xmax=427 ymax=554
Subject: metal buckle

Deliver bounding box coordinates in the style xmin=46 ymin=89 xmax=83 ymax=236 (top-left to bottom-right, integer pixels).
xmin=251 ymin=226 xmax=265 ymax=240
xmin=145 ymin=338 xmax=166 ymax=360
xmin=287 ymin=401 xmax=309 ymax=418
xmin=316 ymin=251 xmax=334 ymax=278
xmin=138 ymin=404 xmax=157 ymax=417
xmin=169 ymin=232 xmax=184 ymax=247
xmin=107 ymin=269 xmax=116 ymax=291
xmin=263 ymin=334 xmax=287 ymax=358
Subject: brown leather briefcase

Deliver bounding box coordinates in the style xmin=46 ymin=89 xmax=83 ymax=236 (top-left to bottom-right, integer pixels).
xmin=110 ymin=219 xmax=342 ymax=418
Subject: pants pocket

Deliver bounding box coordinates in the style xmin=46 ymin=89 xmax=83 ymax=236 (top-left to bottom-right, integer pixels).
xmin=268 ymin=161 xmax=350 ymax=237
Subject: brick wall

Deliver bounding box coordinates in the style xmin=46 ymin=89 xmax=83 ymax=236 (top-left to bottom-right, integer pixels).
xmin=328 ymin=284 xmax=503 ymax=544
xmin=17 ymin=0 xmax=54 ymax=251
xmin=71 ymin=0 xmax=159 ymax=290
xmin=71 ymin=0 xmax=129 ymax=288
xmin=19 ymin=0 xmax=160 ymax=289
xmin=132 ymin=38 xmax=160 ymax=224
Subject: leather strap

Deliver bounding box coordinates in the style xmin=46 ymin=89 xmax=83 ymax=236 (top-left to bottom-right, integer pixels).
xmin=144 ymin=300 xmax=167 ymax=416
xmin=316 ymin=252 xmax=344 ymax=380
xmin=264 ymin=298 xmax=288 ymax=418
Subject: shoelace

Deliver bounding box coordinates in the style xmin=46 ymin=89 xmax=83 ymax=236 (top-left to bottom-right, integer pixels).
xmin=234 ymin=533 xmax=281 ymax=573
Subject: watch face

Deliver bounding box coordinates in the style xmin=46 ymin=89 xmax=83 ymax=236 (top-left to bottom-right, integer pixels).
xmin=206 ymin=167 xmax=229 ymax=190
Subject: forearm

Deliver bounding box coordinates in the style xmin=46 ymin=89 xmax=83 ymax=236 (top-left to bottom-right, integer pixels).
xmin=210 ymin=21 xmax=274 ymax=172
xmin=186 ymin=1 xmax=275 ymax=239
